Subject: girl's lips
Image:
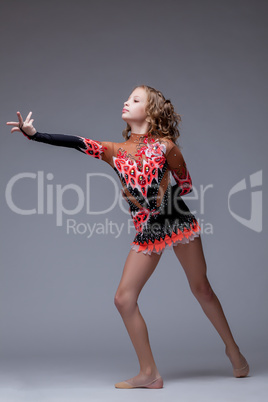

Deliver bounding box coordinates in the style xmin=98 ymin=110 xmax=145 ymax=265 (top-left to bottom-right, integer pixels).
xmin=122 ymin=109 xmax=128 ymax=113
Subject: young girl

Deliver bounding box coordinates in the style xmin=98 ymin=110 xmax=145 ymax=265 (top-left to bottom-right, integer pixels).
xmin=6 ymin=85 xmax=249 ymax=389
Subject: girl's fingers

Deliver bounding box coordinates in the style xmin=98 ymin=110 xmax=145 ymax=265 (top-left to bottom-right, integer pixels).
xmin=11 ymin=127 xmax=20 ymax=133
xmin=7 ymin=112 xmax=34 ymax=134
xmin=17 ymin=111 xmax=24 ymax=125
xmin=25 ymin=111 xmax=32 ymax=123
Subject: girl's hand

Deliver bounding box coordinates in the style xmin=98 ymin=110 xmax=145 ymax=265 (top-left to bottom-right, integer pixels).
xmin=6 ymin=111 xmax=37 ymax=136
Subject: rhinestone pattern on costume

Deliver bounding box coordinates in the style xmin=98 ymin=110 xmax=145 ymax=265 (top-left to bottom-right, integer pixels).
xmin=26 ymin=130 xmax=201 ymax=255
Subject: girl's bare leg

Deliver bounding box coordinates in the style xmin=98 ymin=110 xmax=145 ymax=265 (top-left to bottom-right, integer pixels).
xmin=114 ymin=249 xmax=164 ymax=388
xmin=173 ymin=235 xmax=249 ymax=377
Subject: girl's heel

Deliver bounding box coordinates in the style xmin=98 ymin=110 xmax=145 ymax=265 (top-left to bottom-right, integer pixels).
xmin=146 ymin=377 xmax=164 ymax=389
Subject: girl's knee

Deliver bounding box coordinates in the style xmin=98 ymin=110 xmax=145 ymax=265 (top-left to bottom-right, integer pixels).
xmin=191 ymin=278 xmax=214 ymax=302
xmin=114 ymin=289 xmax=136 ymax=313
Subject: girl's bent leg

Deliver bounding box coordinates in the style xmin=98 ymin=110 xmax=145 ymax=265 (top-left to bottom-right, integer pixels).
xmin=114 ymin=248 xmax=164 ymax=389
xmin=173 ymin=235 xmax=249 ymax=378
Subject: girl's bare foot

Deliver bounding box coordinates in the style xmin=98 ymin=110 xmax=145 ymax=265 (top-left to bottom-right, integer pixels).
xmin=225 ymin=346 xmax=250 ymax=378
xmin=115 ymin=371 xmax=163 ymax=389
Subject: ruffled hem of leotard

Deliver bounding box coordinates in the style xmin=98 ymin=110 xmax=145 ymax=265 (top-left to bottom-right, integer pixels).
xmin=130 ymin=221 xmax=201 ymax=255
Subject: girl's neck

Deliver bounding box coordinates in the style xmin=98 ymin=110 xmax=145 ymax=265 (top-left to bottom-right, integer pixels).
xmin=131 ymin=132 xmax=148 ymax=136
xmin=129 ymin=122 xmax=149 ymax=135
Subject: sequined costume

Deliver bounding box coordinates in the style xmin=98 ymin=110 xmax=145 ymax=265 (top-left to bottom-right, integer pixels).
xmin=23 ymin=130 xmax=201 ymax=254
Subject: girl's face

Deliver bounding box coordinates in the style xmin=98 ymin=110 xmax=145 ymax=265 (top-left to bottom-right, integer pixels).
xmin=122 ymin=87 xmax=148 ymax=125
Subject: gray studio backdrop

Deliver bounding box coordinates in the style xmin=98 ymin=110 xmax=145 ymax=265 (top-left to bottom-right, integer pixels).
xmin=0 ymin=0 xmax=267 ymax=371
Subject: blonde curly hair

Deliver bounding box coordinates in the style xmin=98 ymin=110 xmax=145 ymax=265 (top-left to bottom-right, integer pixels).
xmin=122 ymin=85 xmax=182 ymax=143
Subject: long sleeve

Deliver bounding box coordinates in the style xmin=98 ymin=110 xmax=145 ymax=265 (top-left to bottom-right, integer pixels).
xmin=23 ymin=131 xmax=113 ymax=165
xmin=165 ymin=142 xmax=193 ymax=196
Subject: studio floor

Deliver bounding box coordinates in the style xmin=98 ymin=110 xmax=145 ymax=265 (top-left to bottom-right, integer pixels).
xmin=0 ymin=353 xmax=267 ymax=402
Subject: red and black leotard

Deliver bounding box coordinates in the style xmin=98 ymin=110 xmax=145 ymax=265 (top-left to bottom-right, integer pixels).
xmin=23 ymin=130 xmax=201 ymax=254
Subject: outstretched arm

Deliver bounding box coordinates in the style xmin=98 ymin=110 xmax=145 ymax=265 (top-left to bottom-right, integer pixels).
xmin=6 ymin=111 xmax=110 ymax=162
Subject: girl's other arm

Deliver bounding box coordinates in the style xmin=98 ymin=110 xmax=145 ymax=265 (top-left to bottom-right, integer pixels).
xmin=165 ymin=142 xmax=193 ymax=196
